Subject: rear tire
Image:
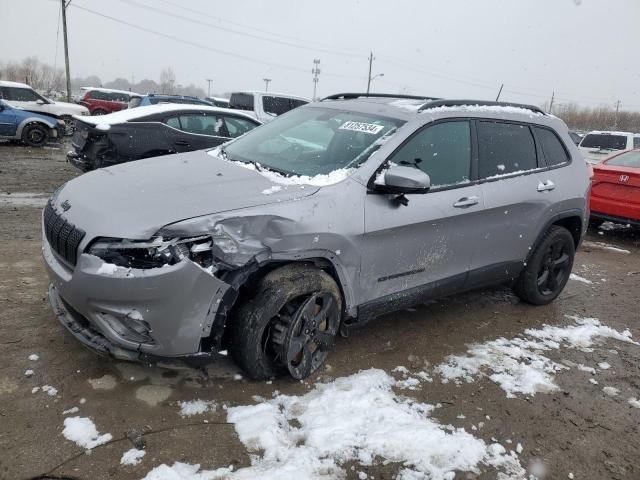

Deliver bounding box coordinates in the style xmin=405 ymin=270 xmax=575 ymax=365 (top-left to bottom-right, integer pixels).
xmin=22 ymin=123 xmax=48 ymax=147
xmin=514 ymin=225 xmax=575 ymax=305
xmin=230 ymin=264 xmax=342 ymax=380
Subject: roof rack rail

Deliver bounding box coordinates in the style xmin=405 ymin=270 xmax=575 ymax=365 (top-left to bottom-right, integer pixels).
xmin=418 ymin=99 xmax=545 ymax=115
xmin=322 ymin=93 xmax=441 ymax=102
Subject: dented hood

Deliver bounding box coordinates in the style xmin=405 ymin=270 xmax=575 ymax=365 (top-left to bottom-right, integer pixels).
xmin=52 ymin=149 xmax=318 ymax=240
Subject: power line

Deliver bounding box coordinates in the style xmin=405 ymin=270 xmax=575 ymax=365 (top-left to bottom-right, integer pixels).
xmin=119 ymin=0 xmax=363 ymax=59
xmin=68 ymin=3 xmax=360 ymax=80
xmin=157 ymin=0 xmax=364 ymax=58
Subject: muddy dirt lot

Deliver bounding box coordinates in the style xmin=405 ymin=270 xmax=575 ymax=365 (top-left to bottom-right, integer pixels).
xmin=1 ymin=141 xmax=639 ymax=480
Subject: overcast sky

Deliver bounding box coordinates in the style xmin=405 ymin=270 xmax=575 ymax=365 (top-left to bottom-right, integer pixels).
xmin=1 ymin=0 xmax=639 ymax=108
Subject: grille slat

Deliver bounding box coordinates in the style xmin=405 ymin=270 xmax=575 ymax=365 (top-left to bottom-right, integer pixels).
xmin=44 ymin=202 xmax=86 ymax=267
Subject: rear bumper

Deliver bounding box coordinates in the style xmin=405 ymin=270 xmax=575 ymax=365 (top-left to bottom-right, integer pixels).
xmin=590 ymin=197 xmax=640 ymax=224
xmin=43 ymin=235 xmax=231 ymax=362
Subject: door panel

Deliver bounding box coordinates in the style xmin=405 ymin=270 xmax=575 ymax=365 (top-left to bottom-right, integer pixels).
xmin=360 ymin=120 xmax=482 ymax=304
xmin=471 ymin=120 xmax=548 ymax=276
xmin=362 ymin=185 xmax=484 ymax=304
xmin=0 ymin=108 xmax=16 ymax=136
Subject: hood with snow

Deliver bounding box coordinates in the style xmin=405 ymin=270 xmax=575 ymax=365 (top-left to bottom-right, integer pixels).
xmin=50 ymin=149 xmax=323 ymax=241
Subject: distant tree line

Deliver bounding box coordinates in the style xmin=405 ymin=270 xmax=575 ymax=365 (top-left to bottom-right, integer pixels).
xmin=541 ymin=101 xmax=640 ymax=133
xmin=0 ymin=57 xmax=207 ymax=98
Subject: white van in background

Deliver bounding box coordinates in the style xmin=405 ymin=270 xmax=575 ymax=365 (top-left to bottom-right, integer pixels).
xmin=228 ymin=91 xmax=308 ymax=122
xmin=578 ymin=130 xmax=640 ymax=164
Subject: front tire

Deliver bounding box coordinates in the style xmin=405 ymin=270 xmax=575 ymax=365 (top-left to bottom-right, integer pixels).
xmin=22 ymin=123 xmax=49 ymax=147
xmin=230 ymin=264 xmax=342 ymax=380
xmin=514 ymin=225 xmax=575 ymax=305
xmin=92 ymin=109 xmax=107 ymax=116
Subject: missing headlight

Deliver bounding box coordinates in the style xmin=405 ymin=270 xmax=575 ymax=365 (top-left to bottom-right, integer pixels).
xmin=87 ymin=236 xmax=214 ymax=269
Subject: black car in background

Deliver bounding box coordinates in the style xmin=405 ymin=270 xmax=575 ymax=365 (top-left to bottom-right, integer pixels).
xmin=67 ymin=104 xmax=261 ymax=171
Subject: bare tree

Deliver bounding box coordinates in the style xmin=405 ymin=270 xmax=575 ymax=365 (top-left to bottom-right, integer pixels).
xmin=159 ymin=67 xmax=176 ymax=94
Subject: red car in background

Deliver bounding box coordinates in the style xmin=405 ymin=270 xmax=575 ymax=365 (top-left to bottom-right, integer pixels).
xmin=77 ymin=87 xmax=141 ymax=116
xmin=590 ymin=149 xmax=640 ymax=226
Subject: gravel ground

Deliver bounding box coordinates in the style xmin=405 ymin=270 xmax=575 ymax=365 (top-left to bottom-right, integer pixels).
xmin=1 ymin=140 xmax=639 ymax=480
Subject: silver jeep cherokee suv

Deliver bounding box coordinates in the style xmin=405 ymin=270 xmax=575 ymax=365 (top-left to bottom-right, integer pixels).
xmin=43 ymin=93 xmax=590 ymax=379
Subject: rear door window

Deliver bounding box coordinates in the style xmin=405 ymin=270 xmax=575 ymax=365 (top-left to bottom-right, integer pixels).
xmin=390 ymin=121 xmax=471 ymax=188
xmin=633 ymin=137 xmax=640 ymax=149
xmin=477 ymin=121 xmax=538 ymax=178
xmin=171 ymin=114 xmax=223 ymax=136
xmin=535 ymin=127 xmax=569 ymax=166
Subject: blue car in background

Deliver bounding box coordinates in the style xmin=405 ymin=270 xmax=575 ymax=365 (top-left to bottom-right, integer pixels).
xmin=0 ymin=99 xmax=65 ymax=147
xmin=128 ymin=94 xmax=213 ymax=109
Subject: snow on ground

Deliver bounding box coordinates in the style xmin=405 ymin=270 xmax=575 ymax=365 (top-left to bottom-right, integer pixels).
xmin=62 ymin=406 xmax=79 ymax=415
xmin=569 ymin=273 xmax=593 ymax=285
xmin=121 ymin=448 xmax=146 ymax=466
xmin=24 ymin=369 xmax=34 ymax=377
xmin=178 ymin=399 xmax=216 ymax=417
xmin=142 ymin=369 xmax=525 ymax=480
xmin=28 ymin=353 xmax=39 ymax=361
xmin=602 ymin=386 xmax=619 ymax=397
xmin=629 ymin=398 xmax=640 ymax=408
xmin=41 ymin=385 xmax=58 ymax=396
xmin=435 ymin=316 xmax=637 ymax=398
xmin=582 ymin=241 xmax=631 ymax=254
xmin=62 ymin=416 xmax=113 ymax=450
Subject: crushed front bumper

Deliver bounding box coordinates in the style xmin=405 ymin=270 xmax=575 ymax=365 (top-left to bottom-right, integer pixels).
xmin=66 ymin=151 xmax=92 ymax=171
xmin=43 ymin=238 xmax=231 ymax=363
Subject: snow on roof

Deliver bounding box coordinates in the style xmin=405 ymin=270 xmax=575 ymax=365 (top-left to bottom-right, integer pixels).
xmin=0 ymin=79 xmax=32 ymax=88
xmin=74 ymin=103 xmax=260 ymax=126
xmin=421 ymin=104 xmax=544 ymax=117
xmin=81 ymin=86 xmax=141 ymax=96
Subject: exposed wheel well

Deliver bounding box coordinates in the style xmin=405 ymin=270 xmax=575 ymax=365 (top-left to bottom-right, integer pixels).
xmin=551 ymin=216 xmax=582 ymax=247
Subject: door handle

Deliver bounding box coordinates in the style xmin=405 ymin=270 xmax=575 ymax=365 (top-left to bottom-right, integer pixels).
xmin=174 ymin=140 xmax=191 ymax=147
xmin=453 ymin=196 xmax=479 ymax=208
xmin=537 ymin=180 xmax=555 ymax=192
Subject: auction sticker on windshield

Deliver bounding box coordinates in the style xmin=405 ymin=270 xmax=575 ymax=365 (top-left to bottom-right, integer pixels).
xmin=339 ymin=121 xmax=385 ymax=135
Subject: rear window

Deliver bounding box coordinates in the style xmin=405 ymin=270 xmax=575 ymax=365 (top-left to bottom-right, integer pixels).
xmin=262 ymin=96 xmax=293 ymax=116
xmin=535 ymin=127 xmax=569 ymax=166
xmin=580 ymin=134 xmax=627 ymax=150
xmin=229 ymin=93 xmax=255 ymax=111
xmin=478 ymin=121 xmax=538 ymax=178
xmin=605 ymin=150 xmax=640 ymax=168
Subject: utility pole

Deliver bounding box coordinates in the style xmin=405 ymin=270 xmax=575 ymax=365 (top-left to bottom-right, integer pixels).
xmin=548 ymin=91 xmax=555 ymax=114
xmin=206 ymin=78 xmax=213 ymax=97
xmin=495 ymin=84 xmax=504 ymax=101
xmin=366 ymin=52 xmax=373 ymax=95
xmin=613 ymin=100 xmax=621 ymax=128
xmin=312 ymin=59 xmax=321 ymax=101
xmin=263 ymin=78 xmax=271 ymax=92
xmin=60 ymin=0 xmax=71 ymax=102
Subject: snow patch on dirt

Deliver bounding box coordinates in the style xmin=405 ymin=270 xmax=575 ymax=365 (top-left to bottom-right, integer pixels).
xmin=435 ymin=316 xmax=637 ymax=398
xmin=62 ymin=416 xmax=112 ymax=449
xmin=121 ymin=448 xmax=146 ymax=466
xmin=179 ymin=399 xmax=216 ymax=417
xmin=569 ymin=273 xmax=593 ymax=284
xmin=143 ymin=369 xmax=525 ymax=479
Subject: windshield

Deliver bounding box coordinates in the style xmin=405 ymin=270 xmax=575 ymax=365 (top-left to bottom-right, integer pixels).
xmin=605 ymin=150 xmax=640 ymax=168
xmin=580 ymin=134 xmax=627 ymax=150
xmin=223 ymin=106 xmax=404 ymax=177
